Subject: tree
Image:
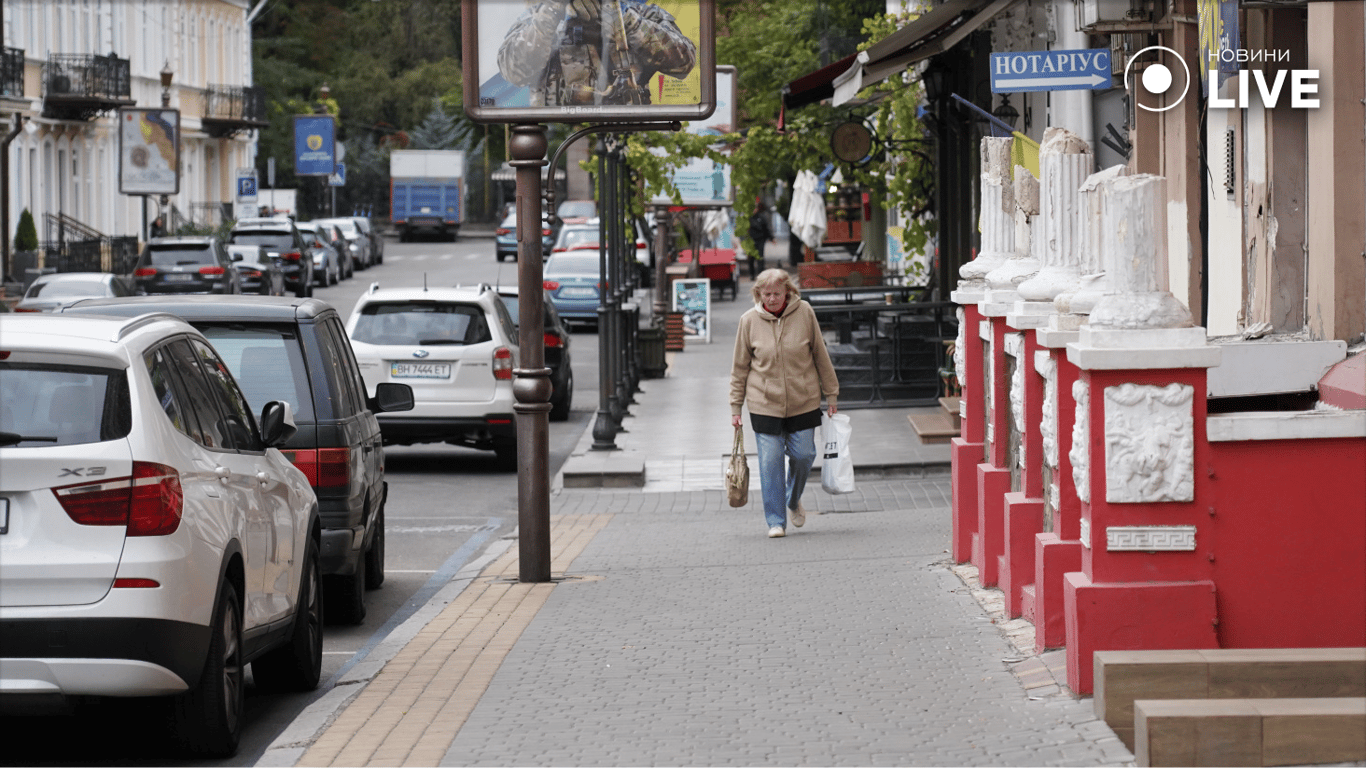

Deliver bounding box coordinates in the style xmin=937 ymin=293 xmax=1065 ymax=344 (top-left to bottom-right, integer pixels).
xmin=408 ymin=99 xmax=470 ymax=150
xmin=14 ymin=208 xmax=38 ymax=252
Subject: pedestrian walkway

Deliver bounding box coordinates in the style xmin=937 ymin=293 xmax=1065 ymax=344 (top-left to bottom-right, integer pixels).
xmin=258 ymin=259 xmax=1135 ymax=767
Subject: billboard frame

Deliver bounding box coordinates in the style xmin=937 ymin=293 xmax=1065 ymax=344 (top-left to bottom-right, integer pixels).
xmin=462 ymin=0 xmax=717 ymax=124
xmin=118 ymin=108 xmax=180 ymax=196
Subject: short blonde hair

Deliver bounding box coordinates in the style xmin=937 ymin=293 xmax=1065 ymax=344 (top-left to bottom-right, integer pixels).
xmin=751 ymin=268 xmax=800 ymax=305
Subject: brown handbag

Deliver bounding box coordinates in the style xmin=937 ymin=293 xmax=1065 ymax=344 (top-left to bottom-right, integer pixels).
xmin=725 ymin=424 xmax=750 ymax=507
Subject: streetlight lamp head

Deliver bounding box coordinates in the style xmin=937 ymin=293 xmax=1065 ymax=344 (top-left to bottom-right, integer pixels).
xmin=992 ymin=95 xmax=1019 ymax=131
xmin=319 ymin=84 xmax=331 ymax=100
xmin=160 ymin=61 xmax=174 ymax=89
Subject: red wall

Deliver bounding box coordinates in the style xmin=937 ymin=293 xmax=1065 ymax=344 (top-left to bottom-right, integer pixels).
xmin=1207 ymin=436 xmax=1366 ymax=648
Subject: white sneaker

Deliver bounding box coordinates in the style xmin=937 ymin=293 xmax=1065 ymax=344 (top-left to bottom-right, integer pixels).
xmin=790 ymin=501 xmax=806 ymax=528
xmin=768 ymin=525 xmax=786 ymax=538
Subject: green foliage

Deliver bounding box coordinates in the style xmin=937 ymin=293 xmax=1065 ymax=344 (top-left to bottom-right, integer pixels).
xmin=408 ymin=99 xmax=470 ymax=150
xmin=14 ymin=208 xmax=37 ymax=252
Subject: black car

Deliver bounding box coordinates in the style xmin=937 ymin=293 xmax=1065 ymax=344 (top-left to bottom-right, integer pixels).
xmin=495 ymin=285 xmax=574 ymax=421
xmin=60 ymin=295 xmax=415 ymax=624
xmin=228 ymin=218 xmax=314 ymax=298
xmin=133 ymin=236 xmax=241 ymax=295
xmin=227 ymin=244 xmax=287 ymax=296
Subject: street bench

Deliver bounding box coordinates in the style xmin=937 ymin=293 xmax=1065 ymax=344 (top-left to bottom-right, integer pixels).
xmin=1093 ymin=647 xmax=1366 ymax=751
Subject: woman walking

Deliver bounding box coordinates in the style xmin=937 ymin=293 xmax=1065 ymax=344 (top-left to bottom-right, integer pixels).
xmin=730 ymin=269 xmax=839 ymax=538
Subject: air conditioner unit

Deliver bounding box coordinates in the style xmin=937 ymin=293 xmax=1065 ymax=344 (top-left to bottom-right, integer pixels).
xmin=1081 ymin=0 xmax=1134 ymax=26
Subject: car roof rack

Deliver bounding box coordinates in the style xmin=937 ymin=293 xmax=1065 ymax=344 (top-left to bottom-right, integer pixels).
xmin=113 ymin=312 xmax=187 ymax=341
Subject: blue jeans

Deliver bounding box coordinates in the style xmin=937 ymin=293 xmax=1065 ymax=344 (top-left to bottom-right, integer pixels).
xmin=754 ymin=427 xmax=816 ymax=529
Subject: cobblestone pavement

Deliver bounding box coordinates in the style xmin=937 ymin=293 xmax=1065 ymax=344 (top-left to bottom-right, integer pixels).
xmin=432 ymin=477 xmax=1135 ymax=767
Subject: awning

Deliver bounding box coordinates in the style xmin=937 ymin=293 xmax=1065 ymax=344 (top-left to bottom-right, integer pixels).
xmin=781 ymin=51 xmax=860 ymax=112
xmin=830 ymin=0 xmax=1021 ymax=106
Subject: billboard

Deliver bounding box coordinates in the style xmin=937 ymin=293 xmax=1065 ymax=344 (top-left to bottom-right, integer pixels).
xmin=294 ymin=115 xmax=337 ymax=176
xmin=463 ymin=0 xmax=716 ymax=124
xmin=651 ymin=64 xmax=734 ymax=206
xmin=118 ymin=108 xmax=180 ymax=196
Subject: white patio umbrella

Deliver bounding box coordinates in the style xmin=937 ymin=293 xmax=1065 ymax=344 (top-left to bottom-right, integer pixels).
xmin=788 ymin=170 xmax=827 ymax=250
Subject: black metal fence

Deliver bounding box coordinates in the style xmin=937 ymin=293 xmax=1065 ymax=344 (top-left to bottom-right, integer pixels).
xmin=43 ymin=53 xmax=131 ymax=100
xmin=205 ymin=84 xmax=267 ymax=123
xmin=1 ymin=47 xmax=23 ymax=99
xmin=36 ymin=237 xmax=139 ymax=275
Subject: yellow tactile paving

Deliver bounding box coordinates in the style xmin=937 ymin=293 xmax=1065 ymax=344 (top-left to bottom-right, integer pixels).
xmin=297 ymin=513 xmax=613 ymax=768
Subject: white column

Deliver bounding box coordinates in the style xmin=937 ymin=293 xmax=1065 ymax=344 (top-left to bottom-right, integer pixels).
xmin=954 ymin=137 xmax=1015 ymax=300
xmin=1055 ymin=163 xmax=1129 ymax=316
xmin=1017 ymin=128 xmax=1091 ymax=303
xmin=982 ymin=166 xmax=1041 ymax=315
xmin=1088 ymin=174 xmax=1195 ymax=331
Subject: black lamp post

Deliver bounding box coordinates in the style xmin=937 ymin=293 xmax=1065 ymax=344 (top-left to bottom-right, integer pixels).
xmin=159 ymin=62 xmax=173 ymax=236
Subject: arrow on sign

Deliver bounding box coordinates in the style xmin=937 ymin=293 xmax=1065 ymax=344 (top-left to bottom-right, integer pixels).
xmin=996 ymin=73 xmax=1109 ymax=89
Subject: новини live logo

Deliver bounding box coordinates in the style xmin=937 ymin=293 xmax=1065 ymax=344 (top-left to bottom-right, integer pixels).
xmin=1125 ymin=45 xmax=1320 ymax=111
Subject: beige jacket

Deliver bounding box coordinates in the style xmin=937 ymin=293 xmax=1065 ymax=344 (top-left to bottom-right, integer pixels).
xmin=730 ymin=300 xmax=839 ymax=418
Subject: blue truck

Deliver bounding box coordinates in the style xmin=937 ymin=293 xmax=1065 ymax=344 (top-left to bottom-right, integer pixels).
xmin=390 ymin=149 xmax=465 ymax=242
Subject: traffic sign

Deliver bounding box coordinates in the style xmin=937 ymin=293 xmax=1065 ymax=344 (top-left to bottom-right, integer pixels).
xmin=991 ymin=49 xmax=1113 ymax=93
xmin=329 ymin=163 xmax=346 ymax=187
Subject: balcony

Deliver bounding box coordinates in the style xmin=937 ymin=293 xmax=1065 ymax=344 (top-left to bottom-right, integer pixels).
xmin=42 ymin=53 xmax=134 ymax=121
xmin=1 ymin=47 xmax=24 ymax=100
xmin=202 ymin=84 xmax=268 ymax=138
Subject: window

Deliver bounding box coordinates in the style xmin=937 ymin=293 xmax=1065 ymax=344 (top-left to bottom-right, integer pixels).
xmin=352 ymin=303 xmax=493 ymax=347
xmin=317 ymin=317 xmax=364 ymax=418
xmin=0 ymin=363 xmax=131 ymax=447
xmin=164 ymin=338 xmax=232 ymax=450
xmin=145 ymin=345 xmax=196 ymax=441
xmin=190 ymin=338 xmax=262 ymax=452
xmin=198 ymin=323 xmax=313 ymax=421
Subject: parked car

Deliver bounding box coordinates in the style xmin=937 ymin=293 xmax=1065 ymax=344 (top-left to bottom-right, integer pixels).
xmin=550 ymin=221 xmax=601 ymax=254
xmin=542 ymin=251 xmax=603 ymax=326
xmin=345 ymin=284 xmax=520 ymax=469
xmin=350 ymin=216 xmax=384 ymax=265
xmin=227 ymin=244 xmax=286 ymax=296
xmin=228 ymin=218 xmax=314 ymax=298
xmin=296 ymin=221 xmax=343 ymax=287
xmin=61 ymin=296 xmax=415 ymax=625
xmin=13 ymin=272 xmax=134 ymax=312
xmin=495 ymin=211 xmax=555 ymax=262
xmin=495 ymin=285 xmax=574 ymax=421
xmin=555 ymin=199 xmax=597 ymax=225
xmin=0 ymin=312 xmax=321 ymax=756
xmin=314 ymin=221 xmax=354 ymax=278
xmin=132 ymin=236 xmax=241 ymax=296
xmin=315 ymin=217 xmax=371 ymax=270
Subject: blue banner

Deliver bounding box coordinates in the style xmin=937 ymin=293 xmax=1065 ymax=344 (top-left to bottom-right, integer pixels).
xmin=990 ymin=49 xmax=1113 ymax=93
xmin=294 ymin=115 xmax=336 ymax=176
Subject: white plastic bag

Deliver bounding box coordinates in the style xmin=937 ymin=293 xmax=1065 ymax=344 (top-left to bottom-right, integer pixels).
xmin=820 ymin=413 xmax=855 ymax=495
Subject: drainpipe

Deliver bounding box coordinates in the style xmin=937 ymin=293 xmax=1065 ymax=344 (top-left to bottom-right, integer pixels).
xmin=2 ymin=113 xmax=27 ymax=284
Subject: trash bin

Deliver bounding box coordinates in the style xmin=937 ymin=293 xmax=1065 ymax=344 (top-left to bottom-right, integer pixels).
xmin=639 ymin=326 xmax=667 ymax=378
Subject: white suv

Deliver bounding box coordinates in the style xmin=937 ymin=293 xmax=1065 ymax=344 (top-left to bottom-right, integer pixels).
xmin=346 ymin=284 xmax=520 ymax=468
xmin=0 ymin=313 xmax=322 ymax=757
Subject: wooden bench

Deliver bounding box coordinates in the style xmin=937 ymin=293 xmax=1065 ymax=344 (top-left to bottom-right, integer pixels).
xmin=1093 ymin=648 xmax=1366 ymax=750
xmin=1134 ymin=697 xmax=1366 ymax=766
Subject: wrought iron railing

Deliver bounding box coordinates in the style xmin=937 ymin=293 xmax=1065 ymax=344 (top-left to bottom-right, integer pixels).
xmin=1 ymin=47 xmax=24 ymax=99
xmin=37 ymin=237 xmax=139 ymax=275
xmin=42 ymin=53 xmax=131 ymax=101
xmin=204 ymin=84 xmax=267 ymax=123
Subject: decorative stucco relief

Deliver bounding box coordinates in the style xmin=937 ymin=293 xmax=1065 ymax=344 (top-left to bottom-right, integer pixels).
xmin=1106 ymin=526 xmax=1197 ymax=551
xmin=954 ymin=307 xmax=966 ymax=424
xmin=1070 ymin=379 xmax=1090 ymax=503
xmin=1079 ymin=516 xmax=1091 ymax=549
xmin=1006 ymin=334 xmax=1026 ymax=468
xmin=1103 ymin=383 xmax=1195 ymax=503
xmin=1040 ymin=356 xmax=1058 ymax=469
xmin=985 ymin=337 xmax=995 ymax=448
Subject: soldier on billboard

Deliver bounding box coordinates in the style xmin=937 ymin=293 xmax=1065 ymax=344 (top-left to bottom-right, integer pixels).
xmin=498 ymin=0 xmax=697 ymax=107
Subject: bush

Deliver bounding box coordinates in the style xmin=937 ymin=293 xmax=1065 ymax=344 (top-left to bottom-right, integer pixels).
xmin=14 ymin=208 xmax=37 ymax=252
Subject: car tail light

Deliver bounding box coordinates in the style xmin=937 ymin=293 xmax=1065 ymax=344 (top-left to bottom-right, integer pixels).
xmin=495 ymin=227 xmax=511 ymax=236
xmin=282 ymin=447 xmax=350 ymax=489
xmin=493 ymin=347 xmax=513 ymax=380
xmin=541 ymin=228 xmax=552 ymax=237
xmin=281 ymin=251 xmax=302 ymax=261
xmin=544 ymin=332 xmax=563 ymax=348
xmin=543 ymin=280 xmax=559 ymax=291
xmin=199 ymin=266 xmax=225 ymax=276
xmin=636 ymin=241 xmax=647 ymax=249
xmin=134 ymin=267 xmax=157 ymax=277
xmin=239 ymin=268 xmax=261 ymax=277
xmin=552 ymin=247 xmax=566 ymax=253
xmin=54 ymin=461 xmax=183 ymax=537
xmin=14 ymin=307 xmax=41 ymax=313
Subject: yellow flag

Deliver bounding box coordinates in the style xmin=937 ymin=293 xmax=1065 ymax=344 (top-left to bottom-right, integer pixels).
xmin=1011 ymin=131 xmax=1040 ymax=179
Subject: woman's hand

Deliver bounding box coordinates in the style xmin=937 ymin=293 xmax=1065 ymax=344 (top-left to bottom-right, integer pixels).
xmin=732 ymin=414 xmax=742 ymax=428
xmin=828 ymin=402 xmax=838 ymax=416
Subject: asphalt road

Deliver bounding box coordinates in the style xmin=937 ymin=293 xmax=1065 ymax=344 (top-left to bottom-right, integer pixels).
xmin=3 ymin=231 xmax=602 ymax=766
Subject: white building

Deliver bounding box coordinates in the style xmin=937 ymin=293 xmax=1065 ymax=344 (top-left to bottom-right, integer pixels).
xmin=2 ymin=0 xmax=261 ymax=273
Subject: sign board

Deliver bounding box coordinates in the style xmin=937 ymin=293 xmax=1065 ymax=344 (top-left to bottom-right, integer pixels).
xmin=462 ymin=0 xmax=716 ymax=124
xmin=990 ymin=49 xmax=1112 ymax=93
xmin=118 ymin=108 xmax=180 ymax=195
xmin=672 ymin=277 xmax=711 ymax=343
xmin=329 ymin=162 xmax=346 ymax=187
xmin=235 ymin=168 xmax=259 ymax=221
xmin=650 ymin=64 xmax=735 ymax=207
xmin=294 ymin=115 xmax=337 ymax=176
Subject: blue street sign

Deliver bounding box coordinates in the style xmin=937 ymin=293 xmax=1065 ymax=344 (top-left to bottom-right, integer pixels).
xmin=329 ymin=163 xmax=346 ymax=187
xmin=238 ymin=176 xmax=257 ymax=197
xmin=294 ymin=115 xmax=336 ymax=176
xmin=990 ymin=49 xmax=1113 ymax=93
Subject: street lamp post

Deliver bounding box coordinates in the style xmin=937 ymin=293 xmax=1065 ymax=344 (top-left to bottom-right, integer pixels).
xmin=157 ymin=62 xmax=173 ymax=238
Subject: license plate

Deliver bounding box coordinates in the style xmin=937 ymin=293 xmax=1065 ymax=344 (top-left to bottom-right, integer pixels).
xmin=390 ymin=362 xmax=451 ymax=379
xmin=561 ymin=287 xmax=595 ymax=298
xmin=1 ymin=498 xmax=8 ymax=535
xmin=164 ymin=273 xmax=194 ymax=282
